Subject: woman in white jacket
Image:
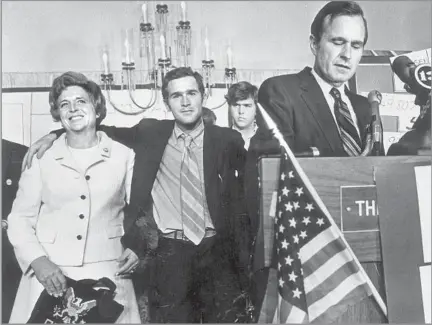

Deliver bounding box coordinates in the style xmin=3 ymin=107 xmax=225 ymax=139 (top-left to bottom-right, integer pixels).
xmin=7 ymin=71 xmax=141 ymax=323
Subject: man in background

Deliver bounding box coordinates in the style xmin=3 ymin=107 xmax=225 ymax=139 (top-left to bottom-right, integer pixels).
xmin=2 ymin=139 xmax=28 ymax=323
xmin=202 ymin=106 xmax=217 ymax=125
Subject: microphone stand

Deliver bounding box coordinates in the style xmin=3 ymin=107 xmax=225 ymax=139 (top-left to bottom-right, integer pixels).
xmin=361 ymin=90 xmax=383 ymax=156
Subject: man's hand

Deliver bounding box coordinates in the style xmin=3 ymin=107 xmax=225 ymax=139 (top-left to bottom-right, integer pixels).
xmin=116 ymin=248 xmax=139 ymax=276
xmin=31 ymin=256 xmax=67 ymax=297
xmin=22 ymin=133 xmax=58 ymax=171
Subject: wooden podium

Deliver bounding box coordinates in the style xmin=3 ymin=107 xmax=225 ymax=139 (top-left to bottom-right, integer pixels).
xmin=254 ymin=155 xmax=431 ymax=323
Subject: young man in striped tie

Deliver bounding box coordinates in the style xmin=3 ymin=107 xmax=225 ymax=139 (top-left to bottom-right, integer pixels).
xmin=22 ymin=67 xmax=250 ymax=323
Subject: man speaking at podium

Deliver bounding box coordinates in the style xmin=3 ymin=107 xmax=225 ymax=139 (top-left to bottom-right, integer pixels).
xmin=256 ymin=0 xmax=384 ymax=157
xmin=250 ymin=1 xmax=385 ymax=322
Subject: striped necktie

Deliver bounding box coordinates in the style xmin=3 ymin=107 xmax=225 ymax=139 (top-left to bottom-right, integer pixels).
xmin=180 ymin=134 xmax=205 ymax=244
xmin=330 ymin=88 xmax=362 ymax=156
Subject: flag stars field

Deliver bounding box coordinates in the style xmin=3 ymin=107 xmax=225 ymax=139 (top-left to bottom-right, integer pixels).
xmin=302 ymin=216 xmax=311 ymax=225
xmin=292 ymin=288 xmax=302 ymax=298
xmin=289 ymin=218 xmax=296 ymax=228
xmin=279 ymin=224 xmax=285 ymax=233
xmin=295 ymin=187 xmax=304 ymax=196
xmin=279 ymin=278 xmax=285 ymax=287
xmin=285 ymin=202 xmax=293 ymax=212
xmin=285 ymin=255 xmax=294 ymax=266
xmin=288 ymin=271 xmax=298 ymax=282
xmin=305 ymin=203 xmax=314 ymax=211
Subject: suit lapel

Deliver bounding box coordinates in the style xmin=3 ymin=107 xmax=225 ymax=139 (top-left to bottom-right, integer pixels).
xmin=2 ymin=142 xmax=12 ymax=178
xmin=203 ymin=125 xmax=218 ymax=197
xmin=298 ymin=68 xmax=341 ymax=153
xmin=51 ymin=135 xmax=81 ymax=172
xmin=133 ymin=121 xmax=174 ymax=209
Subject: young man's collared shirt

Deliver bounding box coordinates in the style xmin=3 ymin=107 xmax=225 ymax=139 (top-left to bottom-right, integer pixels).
xmin=232 ymin=124 xmax=258 ymax=150
xmin=151 ymin=119 xmax=214 ymax=233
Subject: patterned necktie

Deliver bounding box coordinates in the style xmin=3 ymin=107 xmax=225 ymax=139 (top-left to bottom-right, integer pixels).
xmin=330 ymin=87 xmax=362 ymax=156
xmin=180 ymin=134 xmax=205 ymax=244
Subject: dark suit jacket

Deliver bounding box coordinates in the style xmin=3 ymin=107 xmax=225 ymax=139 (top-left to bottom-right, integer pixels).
xmin=257 ymin=66 xmax=383 ymax=157
xmin=2 ymin=140 xmax=28 ymax=218
xmin=387 ymin=129 xmax=431 ymax=156
xmin=100 ymin=119 xmax=249 ymax=286
xmin=2 ymin=139 xmax=28 ymax=323
xmin=387 ymin=107 xmax=431 ymax=156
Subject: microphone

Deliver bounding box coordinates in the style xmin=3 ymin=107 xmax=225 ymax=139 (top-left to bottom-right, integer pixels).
xmin=391 ymin=56 xmax=431 ymax=100
xmin=361 ymin=90 xmax=383 ymax=156
xmin=392 ymin=56 xmax=417 ymax=85
xmin=368 ymin=90 xmax=383 ymax=145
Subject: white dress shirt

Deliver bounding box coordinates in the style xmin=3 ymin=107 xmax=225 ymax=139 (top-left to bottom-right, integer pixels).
xmin=311 ymin=68 xmax=361 ymax=137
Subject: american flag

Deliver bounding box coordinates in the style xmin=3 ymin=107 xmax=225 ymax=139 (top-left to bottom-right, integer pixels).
xmin=258 ymin=149 xmax=372 ymax=323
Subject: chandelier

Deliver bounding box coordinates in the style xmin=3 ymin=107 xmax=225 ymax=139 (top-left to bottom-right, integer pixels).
xmin=100 ymin=1 xmax=237 ymax=115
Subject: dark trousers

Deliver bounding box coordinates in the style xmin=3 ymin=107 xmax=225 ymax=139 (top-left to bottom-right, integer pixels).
xmin=149 ymin=236 xmax=219 ymax=323
xmin=2 ymin=233 xmax=21 ymax=323
xmin=250 ymin=267 xmax=270 ymax=321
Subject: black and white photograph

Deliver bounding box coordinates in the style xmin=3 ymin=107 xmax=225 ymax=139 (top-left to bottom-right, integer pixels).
xmin=2 ymin=1 xmax=431 ymax=323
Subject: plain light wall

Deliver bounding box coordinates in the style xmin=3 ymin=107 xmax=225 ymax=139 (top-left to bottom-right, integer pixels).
xmin=2 ymin=1 xmax=431 ymax=73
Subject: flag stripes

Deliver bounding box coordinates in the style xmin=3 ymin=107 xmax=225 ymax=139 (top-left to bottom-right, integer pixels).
xmin=299 ymin=227 xmax=339 ymax=262
xmin=279 ymin=296 xmax=308 ymax=323
xmin=305 ymin=258 xmax=359 ymax=304
xmin=304 ymin=247 xmax=356 ymax=294
xmin=311 ymin=286 xmax=371 ymax=323
xmin=308 ymin=273 xmax=370 ymax=321
xmin=256 ymin=148 xmax=373 ymax=323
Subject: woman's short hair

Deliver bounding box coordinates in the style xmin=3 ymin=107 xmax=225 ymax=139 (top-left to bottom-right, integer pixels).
xmin=225 ymin=81 xmax=258 ymax=106
xmin=49 ymin=71 xmax=107 ymax=125
xmin=310 ymin=1 xmax=368 ymax=45
xmin=161 ymin=67 xmax=205 ymax=102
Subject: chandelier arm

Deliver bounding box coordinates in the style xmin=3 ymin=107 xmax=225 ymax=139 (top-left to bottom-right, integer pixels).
xmin=147 ymin=78 xmax=159 ymax=108
xmin=123 ymin=68 xmax=157 ymax=111
xmin=128 ymin=87 xmax=157 ymax=110
xmin=146 ymin=78 xmax=159 ymax=108
xmin=206 ymin=99 xmax=227 ymax=111
xmin=104 ymin=84 xmax=147 ymax=116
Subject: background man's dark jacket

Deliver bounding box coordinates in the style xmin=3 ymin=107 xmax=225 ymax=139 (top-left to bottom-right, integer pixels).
xmin=2 ymin=139 xmax=28 ymax=323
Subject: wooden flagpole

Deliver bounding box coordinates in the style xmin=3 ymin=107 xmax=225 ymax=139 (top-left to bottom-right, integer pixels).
xmin=257 ymin=103 xmax=388 ymax=317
